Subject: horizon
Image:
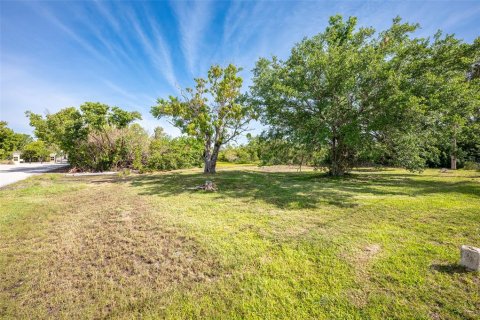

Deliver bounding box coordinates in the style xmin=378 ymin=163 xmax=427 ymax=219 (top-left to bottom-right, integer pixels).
xmin=1 ymin=0 xmax=479 ymax=139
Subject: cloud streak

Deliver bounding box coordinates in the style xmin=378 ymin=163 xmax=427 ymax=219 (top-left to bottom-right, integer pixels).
xmin=127 ymin=8 xmax=179 ymax=92
xmin=31 ymin=3 xmax=110 ymax=66
xmin=171 ymin=0 xmax=212 ymax=76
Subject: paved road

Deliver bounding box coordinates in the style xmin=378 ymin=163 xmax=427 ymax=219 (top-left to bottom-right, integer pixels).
xmin=0 ymin=163 xmax=68 ymax=188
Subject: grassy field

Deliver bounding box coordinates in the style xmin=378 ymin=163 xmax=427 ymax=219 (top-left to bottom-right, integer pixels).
xmin=0 ymin=165 xmax=479 ymax=319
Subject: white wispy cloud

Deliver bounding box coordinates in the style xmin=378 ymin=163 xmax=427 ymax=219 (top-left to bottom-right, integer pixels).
xmin=90 ymin=1 xmax=154 ymax=77
xmin=214 ymin=1 xmax=297 ymax=78
xmin=127 ymin=9 xmax=179 ymax=92
xmin=147 ymin=16 xmax=179 ymax=92
xmin=93 ymin=0 xmax=121 ymax=32
xmin=101 ymin=79 xmax=158 ymax=113
xmin=171 ymin=0 xmax=212 ymax=76
xmin=102 ymin=80 xmax=141 ymax=104
xmin=222 ymin=1 xmax=267 ymax=51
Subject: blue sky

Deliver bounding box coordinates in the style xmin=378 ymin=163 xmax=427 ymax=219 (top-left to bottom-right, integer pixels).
xmin=1 ymin=0 xmax=479 ymax=139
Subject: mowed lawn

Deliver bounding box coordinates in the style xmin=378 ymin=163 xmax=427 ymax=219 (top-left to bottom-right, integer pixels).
xmin=0 ymin=166 xmax=479 ymax=319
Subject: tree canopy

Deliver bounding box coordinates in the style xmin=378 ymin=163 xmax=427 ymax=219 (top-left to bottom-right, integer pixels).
xmin=151 ymin=64 xmax=257 ymax=173
xmin=0 ymin=121 xmax=32 ymax=160
xmin=250 ymin=15 xmax=480 ymax=175
xmin=21 ymin=140 xmax=50 ymax=163
xmin=27 ymin=102 xmax=142 ymax=171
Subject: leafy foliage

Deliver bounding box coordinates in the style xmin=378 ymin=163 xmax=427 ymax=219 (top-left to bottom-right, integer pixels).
xmin=27 ymin=102 xmax=142 ymax=171
xmin=21 ymin=140 xmax=50 ymax=162
xmin=151 ymin=64 xmax=256 ymax=173
xmin=147 ymin=134 xmax=203 ymax=171
xmin=0 ymin=121 xmax=32 ymax=159
xmin=218 ymin=135 xmax=261 ymax=164
xmin=250 ymin=15 xmax=480 ymax=175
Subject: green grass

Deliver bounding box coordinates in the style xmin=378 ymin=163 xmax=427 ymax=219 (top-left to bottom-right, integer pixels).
xmin=0 ymin=166 xmax=479 ymax=319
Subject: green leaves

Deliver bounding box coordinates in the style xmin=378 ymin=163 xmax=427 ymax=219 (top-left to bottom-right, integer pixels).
xmin=253 ymin=15 xmax=392 ymax=174
xmin=0 ymin=122 xmax=32 ymax=159
xmin=21 ymin=140 xmax=50 ymax=162
xmin=26 ymin=103 xmax=143 ymax=170
xmin=151 ymin=64 xmax=254 ymax=173
xmin=147 ymin=135 xmax=203 ymax=171
xmin=80 ymin=102 xmax=109 ymax=130
xmin=110 ymin=107 xmax=142 ymax=128
xmin=79 ymin=102 xmax=141 ymax=130
xmin=251 ymin=15 xmax=479 ymax=174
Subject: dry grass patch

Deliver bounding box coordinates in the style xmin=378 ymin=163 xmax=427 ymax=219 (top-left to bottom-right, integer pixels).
xmin=0 ymin=176 xmax=220 ymax=319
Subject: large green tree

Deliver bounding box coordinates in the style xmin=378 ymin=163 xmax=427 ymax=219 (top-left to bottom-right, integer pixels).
xmin=408 ymin=34 xmax=480 ymax=169
xmin=151 ymin=64 xmax=256 ymax=173
xmin=251 ymin=16 xmax=423 ymax=175
xmin=251 ymin=15 xmax=479 ymax=175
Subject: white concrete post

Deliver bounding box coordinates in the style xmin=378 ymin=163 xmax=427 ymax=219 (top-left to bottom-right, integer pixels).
xmin=460 ymin=245 xmax=480 ymax=271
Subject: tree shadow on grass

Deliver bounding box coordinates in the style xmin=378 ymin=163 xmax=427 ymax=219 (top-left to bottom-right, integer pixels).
xmin=125 ymin=171 xmax=356 ymax=209
xmin=77 ymin=169 xmax=479 ymax=209
xmin=430 ymin=263 xmax=472 ymax=274
xmin=301 ymin=173 xmax=479 ymax=198
xmin=102 ymin=169 xmax=480 ymax=210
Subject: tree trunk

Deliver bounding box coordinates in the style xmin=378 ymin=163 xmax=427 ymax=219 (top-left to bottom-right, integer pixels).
xmin=204 ymin=159 xmax=217 ymax=174
xmin=329 ymin=135 xmax=349 ymax=176
xmin=450 ymin=138 xmax=457 ymax=170
xmin=204 ymin=154 xmax=218 ymax=173
xmin=329 ymin=162 xmax=346 ymax=176
xmin=451 ymin=126 xmax=457 ymax=170
xmin=204 ymin=142 xmax=221 ymax=174
xmin=203 ymin=133 xmax=222 ymax=174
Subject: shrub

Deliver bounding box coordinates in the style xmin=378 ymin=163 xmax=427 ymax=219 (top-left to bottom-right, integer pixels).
xmin=63 ymin=123 xmax=150 ymax=172
xmin=463 ymin=161 xmax=480 ymax=170
xmin=147 ymin=136 xmax=202 ymax=171
xmin=21 ymin=140 xmax=50 ymax=163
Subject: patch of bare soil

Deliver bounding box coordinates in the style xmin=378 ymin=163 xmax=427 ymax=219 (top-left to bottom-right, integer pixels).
xmin=7 ymin=183 xmax=220 ymax=318
xmin=357 ymin=244 xmax=381 ymax=263
xmin=342 ymin=244 xmax=382 ymax=308
xmin=342 ymin=244 xmax=382 ymax=267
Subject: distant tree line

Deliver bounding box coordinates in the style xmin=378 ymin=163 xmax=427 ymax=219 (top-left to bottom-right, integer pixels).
xmin=0 ymin=121 xmax=32 ymax=160
xmin=18 ymin=15 xmax=479 ymax=175
xmin=0 ymin=121 xmax=53 ymax=163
